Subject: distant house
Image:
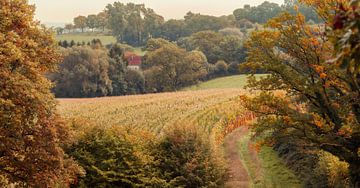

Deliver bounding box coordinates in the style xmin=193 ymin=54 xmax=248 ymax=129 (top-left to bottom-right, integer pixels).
xmin=124 ymin=51 xmax=142 ymax=70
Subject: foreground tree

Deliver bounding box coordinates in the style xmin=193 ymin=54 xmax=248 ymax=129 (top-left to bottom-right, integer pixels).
xmin=241 ymin=0 xmax=360 ymax=185
xmin=0 ymin=0 xmax=82 ymax=186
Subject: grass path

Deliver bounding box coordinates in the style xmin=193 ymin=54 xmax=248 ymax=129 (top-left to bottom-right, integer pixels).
xmin=224 ymin=126 xmax=302 ymax=188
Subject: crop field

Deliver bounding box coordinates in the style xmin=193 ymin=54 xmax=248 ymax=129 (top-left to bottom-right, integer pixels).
xmin=56 ymin=33 xmax=116 ymax=45
xmin=58 ymin=88 xmax=301 ymax=186
xmin=58 ymin=89 xmax=246 ymax=136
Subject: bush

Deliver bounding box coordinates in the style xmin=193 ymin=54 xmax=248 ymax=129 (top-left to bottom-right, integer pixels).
xmin=66 ymin=124 xmax=153 ymax=187
xmin=228 ymin=62 xmax=240 ymax=74
xmin=150 ymin=124 xmax=226 ymax=187
xmin=215 ymin=60 xmax=228 ymax=76
xmin=125 ymin=69 xmax=145 ymax=95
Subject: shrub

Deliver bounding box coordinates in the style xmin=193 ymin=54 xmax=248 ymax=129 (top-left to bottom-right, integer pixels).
xmin=66 ymin=124 xmax=151 ymax=187
xmin=215 ymin=60 xmax=228 ymax=76
xmin=125 ymin=69 xmax=145 ymax=95
xmin=150 ymin=124 xmax=226 ymax=187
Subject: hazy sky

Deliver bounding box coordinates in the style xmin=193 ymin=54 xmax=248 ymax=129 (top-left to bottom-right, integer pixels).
xmin=29 ymin=0 xmax=284 ymax=24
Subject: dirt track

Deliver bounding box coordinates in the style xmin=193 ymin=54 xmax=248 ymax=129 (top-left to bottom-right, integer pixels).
xmin=224 ymin=126 xmax=251 ymax=188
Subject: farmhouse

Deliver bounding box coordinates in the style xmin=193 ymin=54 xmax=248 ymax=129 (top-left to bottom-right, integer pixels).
xmin=124 ymin=51 xmax=142 ymax=70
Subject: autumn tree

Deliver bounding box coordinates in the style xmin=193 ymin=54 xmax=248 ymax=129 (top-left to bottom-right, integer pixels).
xmin=241 ymin=0 xmax=360 ymax=185
xmin=74 ymin=15 xmax=87 ymax=32
xmin=0 ymin=0 xmax=82 ymax=186
xmin=65 ymin=23 xmax=74 ymax=33
xmin=96 ymin=12 xmax=108 ymax=31
xmin=143 ymin=38 xmax=208 ymax=92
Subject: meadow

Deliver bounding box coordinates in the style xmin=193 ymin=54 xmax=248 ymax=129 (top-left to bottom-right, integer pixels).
xmin=56 ymin=33 xmax=116 ymax=45
xmin=184 ymin=74 xmax=267 ymax=91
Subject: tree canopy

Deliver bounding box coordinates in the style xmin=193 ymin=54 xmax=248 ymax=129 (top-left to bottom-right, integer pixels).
xmin=241 ymin=0 xmax=360 ymax=185
xmin=0 ymin=0 xmax=82 ymax=186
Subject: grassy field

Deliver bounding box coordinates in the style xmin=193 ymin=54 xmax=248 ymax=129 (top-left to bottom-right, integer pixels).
xmin=56 ymin=33 xmax=116 ymax=45
xmin=237 ymin=133 xmax=302 ymax=187
xmin=184 ymin=74 xmax=266 ymax=91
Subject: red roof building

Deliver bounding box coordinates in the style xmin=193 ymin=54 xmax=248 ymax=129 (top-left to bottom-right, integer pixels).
xmin=123 ymin=51 xmax=142 ymax=69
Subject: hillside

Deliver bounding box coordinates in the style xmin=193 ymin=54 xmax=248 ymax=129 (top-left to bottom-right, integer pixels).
xmin=58 ymin=88 xmax=300 ymax=187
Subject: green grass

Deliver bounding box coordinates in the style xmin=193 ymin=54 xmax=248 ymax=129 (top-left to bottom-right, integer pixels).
xmin=56 ymin=33 xmax=116 ymax=45
xmin=237 ymin=133 xmax=302 ymax=188
xmin=184 ymin=74 xmax=266 ymax=91
xmin=257 ymin=146 xmax=302 ymax=188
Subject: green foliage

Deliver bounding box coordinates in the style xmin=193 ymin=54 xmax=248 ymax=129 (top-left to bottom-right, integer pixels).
xmin=233 ymin=2 xmax=282 ymax=24
xmin=157 ymin=19 xmax=188 ymax=41
xmin=143 ymin=38 xmax=208 ymax=92
xmin=52 ymin=46 xmax=113 ymax=98
xmin=66 ymin=124 xmax=153 ymax=187
xmin=108 ymin=43 xmax=128 ymax=96
xmin=215 ymin=60 xmax=229 ymax=76
xmin=86 ymin=14 xmax=98 ymax=31
xmin=150 ymin=124 xmax=226 ymax=187
xmin=184 ymin=30 xmax=246 ymax=65
xmin=106 ymin=2 xmax=164 ymax=46
xmin=125 ymin=69 xmax=145 ymax=95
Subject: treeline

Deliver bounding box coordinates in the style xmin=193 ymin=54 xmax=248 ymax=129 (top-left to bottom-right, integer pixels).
xmin=56 ymin=0 xmax=321 ymax=46
xmin=52 ymin=29 xmax=247 ymax=97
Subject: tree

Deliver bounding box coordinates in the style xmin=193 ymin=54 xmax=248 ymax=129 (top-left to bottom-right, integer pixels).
xmin=158 ymin=19 xmax=188 ymax=41
xmin=74 ymin=15 xmax=87 ymax=32
xmin=186 ymin=31 xmax=246 ymax=65
xmin=108 ymin=43 xmax=128 ymax=96
xmin=125 ymin=69 xmax=145 ymax=95
xmin=52 ymin=46 xmax=112 ymax=98
xmin=151 ymin=124 xmax=226 ymax=187
xmin=66 ymin=125 xmax=147 ymax=187
xmin=0 ymin=0 xmax=82 ymax=186
xmin=283 ymin=0 xmax=321 ymax=23
xmin=86 ymin=14 xmax=97 ymax=32
xmin=215 ymin=60 xmax=228 ymax=76
xmin=65 ymin=23 xmax=74 ymax=33
xmin=187 ymin=31 xmax=223 ymax=64
xmin=233 ymin=1 xmax=282 ymax=24
xmin=106 ymin=2 xmax=163 ymax=46
xmin=241 ymin=1 xmax=360 ymax=185
xmin=143 ymin=38 xmax=208 ymax=92
xmin=96 ymin=12 xmax=108 ymax=31
xmin=219 ymin=27 xmax=244 ymax=38
xmin=184 ymin=12 xmax=230 ymax=34
xmin=55 ymin=27 xmax=64 ymax=35
xmin=219 ymin=35 xmax=246 ymax=63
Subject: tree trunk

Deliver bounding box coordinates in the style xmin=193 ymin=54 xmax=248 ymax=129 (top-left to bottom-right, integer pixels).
xmin=349 ymin=160 xmax=360 ymax=187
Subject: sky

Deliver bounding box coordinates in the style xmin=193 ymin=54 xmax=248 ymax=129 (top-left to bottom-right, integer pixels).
xmin=29 ymin=0 xmax=284 ymax=25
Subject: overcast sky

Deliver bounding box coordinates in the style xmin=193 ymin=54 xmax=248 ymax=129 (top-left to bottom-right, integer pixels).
xmin=29 ymin=0 xmax=284 ymax=24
